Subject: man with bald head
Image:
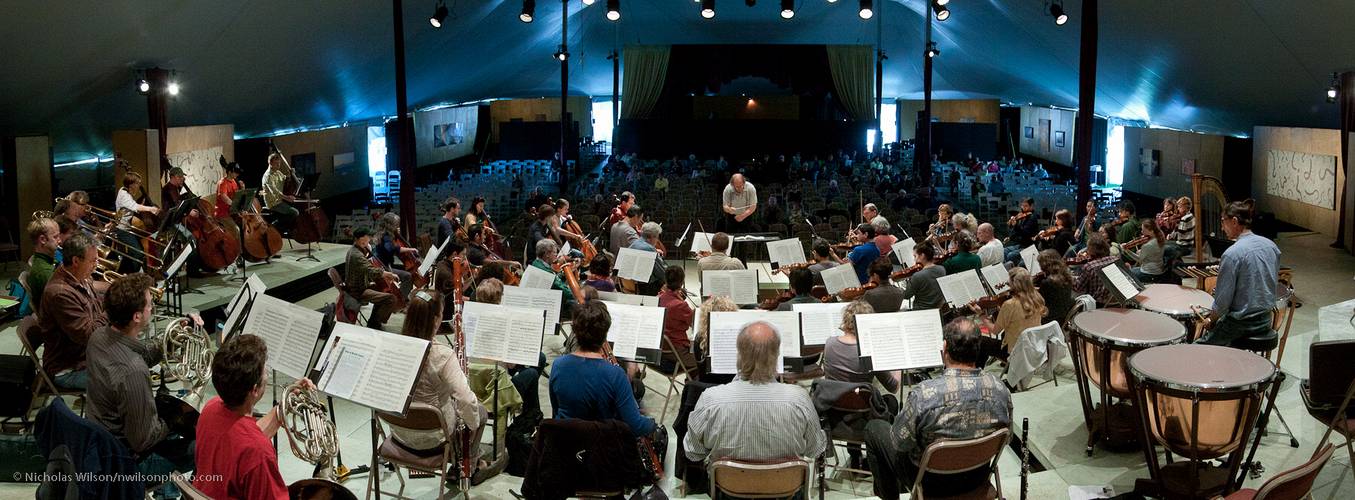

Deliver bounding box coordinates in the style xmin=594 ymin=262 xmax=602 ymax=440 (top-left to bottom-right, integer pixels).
xmin=721 ymin=173 xmax=758 ymax=235
xmin=976 ymin=222 xmax=1004 ymax=267
xmin=685 ymin=321 xmax=825 ymax=468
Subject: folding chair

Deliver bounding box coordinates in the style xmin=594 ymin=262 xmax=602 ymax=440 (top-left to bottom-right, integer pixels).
xmin=814 ymin=383 xmax=877 ymax=493
xmin=367 ymin=403 xmax=459 ymax=500
xmin=328 ymin=268 xmax=366 ymax=325
xmin=911 ymin=428 xmax=1010 ymax=499
xmin=15 ymin=315 xmax=83 ymax=416
xmin=1004 ymin=321 xmax=1068 ymax=391
xmin=709 ymin=457 xmax=810 ymax=500
xmin=643 ymin=335 xmax=696 ymax=422
xmin=1220 ymin=444 xmax=1334 ymax=500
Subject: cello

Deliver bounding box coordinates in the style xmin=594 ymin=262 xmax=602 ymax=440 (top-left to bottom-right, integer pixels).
xmin=369 ymin=252 xmax=406 ymax=311
xmin=562 ymin=215 xmax=598 ymax=264
xmin=393 ymin=234 xmax=428 ymax=288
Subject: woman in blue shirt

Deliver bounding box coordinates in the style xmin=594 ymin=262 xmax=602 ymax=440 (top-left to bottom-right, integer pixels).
xmin=549 ymin=301 xmax=657 ymax=437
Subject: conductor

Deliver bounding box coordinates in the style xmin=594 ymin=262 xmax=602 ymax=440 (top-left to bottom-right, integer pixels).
xmin=721 ymin=173 xmax=758 ymax=234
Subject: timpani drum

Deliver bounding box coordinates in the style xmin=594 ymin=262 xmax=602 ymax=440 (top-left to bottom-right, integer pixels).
xmin=1135 ymin=284 xmax=1214 ymax=338
xmin=1069 ymin=309 xmax=1186 ymax=454
xmin=1129 ymin=344 xmax=1277 ymax=499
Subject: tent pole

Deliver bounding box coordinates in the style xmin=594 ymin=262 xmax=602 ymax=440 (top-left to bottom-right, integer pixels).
xmin=560 ymin=0 xmax=570 ymax=192
xmin=392 ymin=0 xmax=417 ymax=239
xmin=1073 ymin=0 xmax=1098 ymax=221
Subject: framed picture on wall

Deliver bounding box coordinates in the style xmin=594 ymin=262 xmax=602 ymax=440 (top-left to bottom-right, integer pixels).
xmin=1023 ymin=126 xmax=1034 ymax=138
xmin=1054 ymin=131 xmax=1066 ymax=148
xmin=1140 ymin=148 xmax=1162 ymax=177
xmin=1181 ymin=159 xmax=1196 ymax=176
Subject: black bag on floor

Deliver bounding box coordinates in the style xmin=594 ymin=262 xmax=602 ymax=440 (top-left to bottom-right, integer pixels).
xmin=506 ymin=409 xmax=542 ymax=477
xmin=0 ymin=354 xmax=35 ymax=418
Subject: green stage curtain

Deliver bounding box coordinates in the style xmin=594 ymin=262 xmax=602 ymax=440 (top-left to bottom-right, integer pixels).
xmin=621 ymin=45 xmax=671 ymax=120
xmin=826 ymin=45 xmax=876 ymax=121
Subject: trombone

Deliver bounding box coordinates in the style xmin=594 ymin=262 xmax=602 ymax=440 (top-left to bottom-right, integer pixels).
xmin=96 ymin=269 xmax=166 ymax=303
xmin=87 ymin=206 xmax=166 ymax=243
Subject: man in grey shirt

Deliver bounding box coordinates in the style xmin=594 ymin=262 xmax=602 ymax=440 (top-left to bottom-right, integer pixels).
xmin=86 ymin=273 xmax=196 ymax=475
xmin=1198 ymin=201 xmax=1280 ymax=347
xmin=721 ymin=173 xmax=758 ymax=234
xmin=609 ymin=206 xmax=642 ymax=257
xmin=697 ymin=232 xmax=746 ymax=271
xmin=902 ymin=242 xmax=947 ymax=310
xmin=807 ymin=239 xmax=841 ymax=286
xmin=863 ymin=259 xmax=909 ymax=313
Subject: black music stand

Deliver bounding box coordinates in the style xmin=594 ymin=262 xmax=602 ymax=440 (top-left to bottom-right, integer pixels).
xmin=228 ymin=188 xmax=260 ymax=283
xmin=162 ymin=197 xmax=206 ymax=296
xmin=293 ymin=174 xmax=323 ymax=263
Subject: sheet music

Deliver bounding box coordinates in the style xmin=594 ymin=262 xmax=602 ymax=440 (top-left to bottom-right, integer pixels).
xmin=501 ymin=285 xmax=562 ymax=336
xmin=314 ymin=322 xmax=430 ymax=412
xmin=519 ymin=265 xmax=556 ymax=290
xmin=700 ymin=269 xmax=758 ymax=305
xmin=855 ymin=310 xmax=944 ymax=371
xmin=766 ymin=238 xmax=807 ymax=268
xmin=417 ymin=244 xmax=441 ymax=277
xmin=222 ymin=274 xmax=266 ymax=338
xmin=597 ymin=291 xmax=660 ymax=307
xmin=820 ymin=263 xmax=862 ymax=295
xmin=242 ymin=294 xmax=323 ymax=380
xmin=161 ymin=244 xmax=194 ymax=283
xmin=708 ymin=311 xmax=802 ymax=374
xmin=690 ymin=232 xmax=716 ymax=254
xmin=558 ymin=241 xmax=572 ymax=258
xmin=1101 ymin=264 xmax=1142 ymax=302
xmin=892 ymin=238 xmax=917 ymax=267
xmin=980 ymin=263 xmax=1011 ymax=295
xmin=937 ymin=269 xmax=988 ymax=308
xmin=1021 ymin=245 xmax=1041 ymax=275
xmin=793 ymin=302 xmax=849 ymax=345
xmin=615 ymin=247 xmax=659 ymax=282
xmin=461 ymin=301 xmax=546 ymax=366
xmin=603 ymin=302 xmax=666 ymax=360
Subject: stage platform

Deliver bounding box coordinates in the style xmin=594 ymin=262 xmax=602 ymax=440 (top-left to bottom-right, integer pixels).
xmin=164 ymin=241 xmax=350 ymax=314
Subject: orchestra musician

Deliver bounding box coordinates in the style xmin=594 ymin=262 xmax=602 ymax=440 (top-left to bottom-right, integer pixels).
xmin=36 ymin=232 xmax=105 ymax=390
xmin=374 ymin=213 xmax=418 ymax=298
xmin=114 ymin=172 xmax=161 ymax=272
xmin=1197 ymin=200 xmax=1281 ymax=347
xmin=437 ymin=197 xmax=462 ymax=247
xmin=1155 ymin=197 xmax=1180 ymax=234
xmin=806 ymin=239 xmax=841 ymax=286
xmin=529 ymin=239 xmax=578 ymax=310
xmin=473 ymin=279 xmax=546 ymax=422
xmin=697 ymin=232 xmax=746 ymax=271
xmin=609 ymin=206 xmax=642 ymax=257
xmin=839 ymin=223 xmax=880 ymax=285
xmin=344 ymin=228 xmax=400 ymax=331
xmin=950 ymin=212 xmax=979 ymax=240
xmin=1073 ymin=234 xmax=1120 ymax=306
xmin=584 ymin=254 xmax=617 ymax=293
xmin=1037 ymin=209 xmax=1077 ymax=257
xmin=433 ymin=239 xmax=469 ymax=313
xmin=1003 ymin=197 xmax=1039 ymax=266
xmin=976 ymin=223 xmax=1004 ymax=267
xmin=721 ymin=173 xmax=758 ymax=235
xmin=1164 ymin=196 xmax=1195 ymax=263
xmin=864 ymin=260 xmax=908 ymax=313
xmin=465 ymin=224 xmax=492 ymax=266
xmin=861 ymin=203 xmax=880 ymax=224
xmin=696 ymin=296 xmax=739 ymax=384
xmin=968 ymin=267 xmax=1046 ymax=368
xmin=1035 ymin=249 xmax=1077 ymax=324
xmin=901 ymin=242 xmax=947 ymax=311
xmin=608 ymin=191 xmax=635 ymax=226
xmin=776 ymin=268 xmax=821 ymax=310
xmin=657 ymin=265 xmax=699 ymax=376
xmin=215 ymin=161 xmax=244 ymax=220
xmin=52 ymin=191 xmax=93 ymax=234
xmin=628 ymin=222 xmax=668 ymax=295
xmin=161 ymin=167 xmax=197 ymax=210
xmin=1071 ymin=200 xmax=1099 ymax=256
xmin=928 ymin=204 xmax=954 ymax=240
xmin=260 ymin=152 xmax=299 ymax=231
xmin=527 ymin=204 xmax=556 ymax=255
xmin=23 ymin=218 xmax=61 ymax=316
xmin=872 ymin=218 xmax=897 ymax=256
xmin=548 ymin=301 xmax=657 ymax=438
xmin=942 ymin=232 xmax=983 ymax=276
xmin=1110 ymin=201 xmax=1140 ymax=244
xmin=1122 ymin=219 xmax=1167 ymax=283
xmin=552 ymin=199 xmax=589 ymax=250
xmin=464 ymin=196 xmax=489 ymax=229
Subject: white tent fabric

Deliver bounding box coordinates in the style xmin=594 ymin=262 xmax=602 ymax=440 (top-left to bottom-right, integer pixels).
xmin=2 ymin=0 xmax=1351 ymax=158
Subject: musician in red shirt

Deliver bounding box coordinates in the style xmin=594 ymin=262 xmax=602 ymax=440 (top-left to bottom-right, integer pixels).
xmin=657 ymin=265 xmax=697 ymax=376
xmin=215 ymin=161 xmax=244 ymax=219
xmin=194 ymin=335 xmax=312 ymax=499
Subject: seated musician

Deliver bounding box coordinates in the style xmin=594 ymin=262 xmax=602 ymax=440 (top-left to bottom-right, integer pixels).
xmin=549 ymin=301 xmax=657 ymax=438
xmin=928 ymin=204 xmax=953 ymax=240
xmin=608 ymin=191 xmax=635 ymax=228
xmin=52 ymin=190 xmax=92 ymax=233
xmin=215 ymin=161 xmax=244 ymax=220
xmin=696 ymin=296 xmax=739 ymax=384
xmin=584 ymin=254 xmax=616 ymax=292
xmin=1112 ymin=201 xmax=1141 ymax=244
xmin=776 ymin=267 xmax=821 ymax=310
xmin=1072 ymin=200 xmax=1100 ymax=256
xmin=824 ymin=299 xmax=900 ymax=393
xmin=53 ymin=218 xmax=109 ymax=301
xmin=1164 ymin=196 xmax=1195 ymax=263
xmin=608 ymin=206 xmax=642 ymax=257
xmin=1198 ymin=200 xmax=1281 ymax=347
xmin=464 ymin=196 xmax=490 ymax=229
xmin=861 ymin=203 xmax=881 ymax=225
xmin=864 ymin=317 xmax=1012 ymax=499
xmin=864 ymin=259 xmax=909 ymax=313
xmin=433 ymin=239 xmax=469 ymax=312
xmin=1073 ymin=234 xmax=1120 ymax=306
xmin=36 ymin=232 xmax=105 ymax=390
xmin=1123 ymin=219 xmax=1167 ymax=283
xmin=901 ymin=242 xmax=947 ymax=311
xmin=1038 ymin=209 xmax=1077 ymax=257
xmin=530 ymin=239 xmax=579 ymax=305
xmin=696 ymin=232 xmax=745 ymax=271
xmin=194 ymin=335 xmax=309 ymax=499
xmin=465 ymin=224 xmax=491 ymax=266
xmin=976 ymin=223 xmax=1004 ymax=267
xmin=1155 ymin=197 xmax=1179 ymax=234
xmin=23 ymin=217 xmax=61 ymax=316
xmin=942 ymin=231 xmax=983 ymax=275
xmin=840 ymin=223 xmax=880 ymax=285
xmin=657 ymin=265 xmax=698 ymax=375
xmin=161 ymin=167 xmax=197 ymax=210
xmin=684 ymin=321 xmax=826 ymax=467
xmin=806 ymin=239 xmax=840 ymax=286
xmin=114 ymin=172 xmax=161 ymax=273
xmin=872 ymin=218 xmax=897 ymax=256
xmin=950 ymin=212 xmax=978 ymax=240
xmin=1036 ymin=250 xmax=1077 ymax=324
xmin=392 ymin=289 xmax=489 ymax=476
xmin=527 ymin=204 xmax=556 ymax=254
xmin=345 ymin=228 xmax=401 ymax=331
xmin=628 ymin=222 xmax=668 ymax=295
xmin=474 ymin=279 xmax=546 ymax=420
xmin=1003 ymin=197 xmax=1039 ymax=266
xmin=437 ymin=197 xmax=461 ymax=247
xmin=87 ymin=273 xmax=195 ymax=476
xmin=261 ymin=152 xmax=299 ymax=230
xmin=969 ymin=267 xmax=1046 ymax=367
xmin=552 ymin=198 xmax=589 ymax=250
xmin=375 ymin=213 xmax=419 ymax=297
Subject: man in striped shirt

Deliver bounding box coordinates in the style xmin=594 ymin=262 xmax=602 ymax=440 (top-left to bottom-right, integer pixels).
xmin=684 ymin=321 xmax=826 ymax=468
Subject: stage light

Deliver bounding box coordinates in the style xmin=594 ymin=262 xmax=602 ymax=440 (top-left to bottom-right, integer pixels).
xmin=1328 ymin=73 xmax=1340 ymax=103
xmin=554 ymin=51 xmax=568 ymax=61
xmin=934 ymin=0 xmax=948 ymax=5
xmin=934 ymin=4 xmax=949 ymax=21
xmin=1050 ymin=1 xmax=1067 ymax=25
xmin=520 ymin=0 xmax=534 ymax=22
xmin=429 ymin=1 xmax=448 ymax=27
xmin=926 ymin=41 xmax=940 ymax=58
xmin=702 ymin=0 xmax=715 ymax=18
xmin=167 ymin=81 xmax=180 ymax=96
xmin=606 ymin=0 xmax=620 ymax=21
xmin=584 ymin=0 xmax=595 ymax=4
xmin=858 ymin=0 xmax=872 ymax=19
xmin=781 ymin=0 xmax=794 ymax=18
xmin=137 ymin=79 xmax=150 ymax=94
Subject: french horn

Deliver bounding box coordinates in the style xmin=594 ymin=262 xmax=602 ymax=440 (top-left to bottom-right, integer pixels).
xmin=282 ymin=382 xmax=341 ymax=481
xmin=161 ymin=318 xmax=214 ymax=406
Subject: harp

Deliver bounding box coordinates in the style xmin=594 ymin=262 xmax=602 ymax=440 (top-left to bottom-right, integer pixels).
xmin=1190 ymin=173 xmax=1229 ymax=263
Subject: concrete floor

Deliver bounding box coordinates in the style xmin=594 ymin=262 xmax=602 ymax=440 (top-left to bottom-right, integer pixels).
xmin=1 ymin=231 xmax=1353 ymax=499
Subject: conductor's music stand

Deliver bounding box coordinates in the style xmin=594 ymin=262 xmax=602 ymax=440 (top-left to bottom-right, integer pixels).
xmin=228 ymin=188 xmax=260 ymax=283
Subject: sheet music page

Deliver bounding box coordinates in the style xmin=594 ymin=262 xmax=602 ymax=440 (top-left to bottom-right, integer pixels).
xmin=519 ymin=265 xmax=556 ymax=290
xmin=980 ymin=264 xmax=1011 ymax=295
xmin=1021 ymin=245 xmax=1042 ymax=275
xmin=1101 ymin=264 xmax=1142 ymax=302
xmin=766 ymin=238 xmax=807 ymax=268
xmin=615 ymin=247 xmax=658 ymax=281
xmin=242 ymin=295 xmax=322 ymax=380
xmin=315 ymin=322 xmax=430 ymax=412
xmin=892 ymin=238 xmax=917 ymax=267
xmin=603 ymin=302 xmax=666 ymax=360
xmin=855 ymin=310 xmax=945 ymax=371
xmin=417 ymin=244 xmax=441 ymax=277
xmin=223 ymin=274 xmax=267 ymax=338
xmin=937 ymin=270 xmax=988 ymax=308
xmin=690 ymin=232 xmax=715 ymax=254
xmin=597 ymin=291 xmax=644 ymax=306
xmin=820 ymin=263 xmax=862 ymax=295
xmin=558 ymin=241 xmax=572 ymax=258
xmin=162 ymin=244 xmax=194 ymax=282
xmin=461 ymin=301 xmax=546 ymax=366
xmin=708 ymin=311 xmax=800 ymax=373
xmin=702 ymin=269 xmax=758 ymax=304
xmin=793 ymin=302 xmax=849 ymax=345
xmin=501 ymin=285 xmax=562 ymax=336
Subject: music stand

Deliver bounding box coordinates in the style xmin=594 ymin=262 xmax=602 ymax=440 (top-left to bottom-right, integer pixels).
xmin=161 ymin=197 xmax=207 ymax=296
xmin=228 ymin=188 xmax=260 ymax=282
xmin=293 ymin=175 xmax=323 ymax=263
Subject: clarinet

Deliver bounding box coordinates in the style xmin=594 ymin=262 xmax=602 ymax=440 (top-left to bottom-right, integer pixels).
xmin=1020 ymin=417 xmax=1030 ymax=500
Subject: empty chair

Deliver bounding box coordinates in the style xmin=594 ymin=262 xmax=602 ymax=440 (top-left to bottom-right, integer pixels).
xmin=709 ymin=457 xmax=810 ymax=500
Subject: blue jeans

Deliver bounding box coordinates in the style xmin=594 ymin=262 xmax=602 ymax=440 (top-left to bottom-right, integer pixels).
xmin=508 ymin=352 xmax=547 ymax=416
xmin=138 ymin=434 xmax=196 ymax=498
xmin=53 ymin=370 xmax=89 ymax=391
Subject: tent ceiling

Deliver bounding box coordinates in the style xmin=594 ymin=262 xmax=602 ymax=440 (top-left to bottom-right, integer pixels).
xmin=2 ymin=0 xmax=1350 ymax=159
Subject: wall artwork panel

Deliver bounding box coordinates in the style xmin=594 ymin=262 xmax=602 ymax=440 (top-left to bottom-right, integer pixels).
xmin=433 ymin=123 xmax=465 ymax=148
xmin=1266 ymin=149 xmax=1336 ymax=209
xmin=165 ymin=146 xmax=223 ymax=200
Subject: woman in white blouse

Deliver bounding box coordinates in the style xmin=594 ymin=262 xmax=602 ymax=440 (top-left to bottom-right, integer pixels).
xmin=112 ymin=172 xmax=160 ymax=272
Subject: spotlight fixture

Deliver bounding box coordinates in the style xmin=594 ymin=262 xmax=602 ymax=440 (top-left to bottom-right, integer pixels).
xmin=167 ymin=81 xmax=180 ymax=96
xmin=701 ymin=0 xmax=715 ymax=18
xmin=429 ymin=1 xmax=448 ymax=28
xmin=554 ymin=51 xmax=568 ymax=61
xmin=520 ymin=0 xmax=534 ymax=22
xmin=926 ymin=41 xmax=940 ymax=58
xmin=1049 ymin=1 xmax=1068 ymax=25
xmin=781 ymin=0 xmax=794 ymax=18
xmin=934 ymin=0 xmax=948 ymax=5
xmin=1328 ymin=73 xmax=1340 ymax=103
xmin=606 ymin=0 xmax=620 ymax=21
xmin=136 ymin=79 xmax=150 ymax=94
xmin=858 ymin=0 xmax=872 ymax=19
xmin=584 ymin=0 xmax=595 ymax=4
xmin=827 ymin=0 xmax=837 ymax=3
xmin=934 ymin=4 xmax=949 ymax=21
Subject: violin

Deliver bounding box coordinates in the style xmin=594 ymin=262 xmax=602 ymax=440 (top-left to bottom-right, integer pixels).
xmin=891 ymin=263 xmax=923 ymax=281
xmin=772 ymin=261 xmax=812 ymax=275
xmin=1036 ymin=226 xmax=1060 ymax=240
xmin=1008 ymin=211 xmax=1032 ymax=226
xmin=758 ymin=288 xmax=797 ymax=310
xmin=836 ymin=282 xmax=879 ymax=301
xmin=1121 ymin=235 xmax=1151 ymax=251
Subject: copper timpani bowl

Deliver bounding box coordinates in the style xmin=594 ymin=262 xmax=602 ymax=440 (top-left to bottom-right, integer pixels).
xmin=1071 ymin=308 xmax=1186 ymax=398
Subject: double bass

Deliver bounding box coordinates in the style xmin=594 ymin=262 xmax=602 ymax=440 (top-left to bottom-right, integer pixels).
xmin=241 ymin=198 xmax=283 ymax=261
xmin=185 ymin=198 xmax=240 ymax=271
xmin=274 ymin=143 xmax=330 ymax=245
